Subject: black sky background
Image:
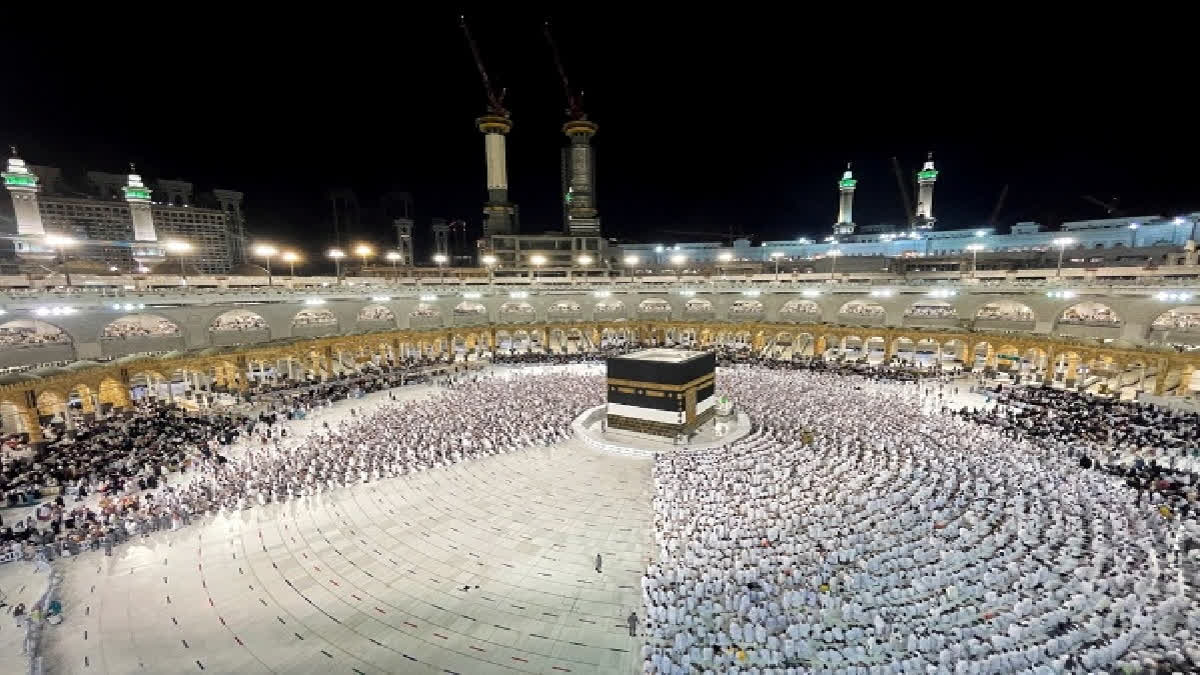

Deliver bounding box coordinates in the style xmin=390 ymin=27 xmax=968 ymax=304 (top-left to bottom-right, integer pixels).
xmin=1 ymin=11 xmax=1195 ymax=270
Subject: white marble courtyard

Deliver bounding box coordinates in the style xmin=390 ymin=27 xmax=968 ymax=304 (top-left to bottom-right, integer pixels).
xmin=6 ymin=379 xmax=653 ymax=675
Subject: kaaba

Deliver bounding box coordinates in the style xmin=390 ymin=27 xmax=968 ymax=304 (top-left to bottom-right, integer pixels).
xmin=606 ymin=349 xmax=717 ymax=438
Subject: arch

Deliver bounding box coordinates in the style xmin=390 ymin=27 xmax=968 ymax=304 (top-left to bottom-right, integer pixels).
xmin=547 ymin=300 xmax=582 ymax=313
xmin=499 ymin=301 xmax=534 ymax=315
xmin=594 ymin=299 xmax=625 ymax=317
xmin=683 ymin=298 xmax=714 ymax=314
xmin=975 ymin=301 xmax=1036 ymax=323
xmin=358 ymin=304 xmax=396 ymax=322
xmin=209 ymin=309 xmax=269 ymax=333
xmin=837 ymin=300 xmax=886 ymax=321
xmin=291 ymin=308 xmax=338 ymax=327
xmin=1151 ymin=305 xmax=1200 ymax=332
xmin=904 ymin=300 xmax=958 ymax=319
xmin=729 ymin=299 xmax=764 ymax=315
xmin=779 ymin=299 xmax=820 ymax=317
xmin=638 ymin=298 xmax=672 ymax=314
xmin=0 ymin=319 xmax=70 ymax=346
xmin=1058 ymin=301 xmax=1121 ymax=326
xmin=408 ymin=303 xmax=441 ymax=318
xmin=97 ymin=377 xmax=130 ymax=410
xmin=36 ymin=390 xmax=67 ymax=418
xmin=452 ymin=301 xmax=486 ymax=316
xmin=101 ymin=314 xmax=181 ymax=339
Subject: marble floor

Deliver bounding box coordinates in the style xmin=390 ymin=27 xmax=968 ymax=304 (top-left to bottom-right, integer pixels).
xmin=42 ymin=441 xmax=652 ymax=674
xmin=26 ymin=374 xmax=653 ymax=675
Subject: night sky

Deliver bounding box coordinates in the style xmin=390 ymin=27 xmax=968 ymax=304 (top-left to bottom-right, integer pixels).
xmin=2 ymin=11 xmax=1195 ymax=267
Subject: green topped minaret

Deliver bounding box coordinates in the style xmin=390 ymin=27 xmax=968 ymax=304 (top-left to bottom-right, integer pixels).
xmin=835 ymin=162 xmax=857 ymax=235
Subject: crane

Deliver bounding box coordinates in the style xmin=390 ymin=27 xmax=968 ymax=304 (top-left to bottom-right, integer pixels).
xmin=1081 ymin=195 xmax=1123 ymax=216
xmin=987 ymin=184 xmax=1009 ymax=228
xmin=459 ymin=15 xmax=507 ymax=117
xmin=543 ymin=20 xmax=585 ymax=120
xmin=891 ymin=157 xmax=915 ymax=226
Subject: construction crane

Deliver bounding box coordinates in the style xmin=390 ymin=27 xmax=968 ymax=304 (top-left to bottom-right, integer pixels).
xmin=987 ymin=185 xmax=1009 ymax=228
xmin=459 ymin=16 xmax=507 ymax=117
xmin=890 ymin=157 xmax=915 ymax=226
xmin=1081 ymin=195 xmax=1123 ymax=216
xmin=543 ymin=20 xmax=585 ymax=120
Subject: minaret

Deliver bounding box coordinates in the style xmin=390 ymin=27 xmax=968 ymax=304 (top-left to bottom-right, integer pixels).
xmin=393 ymin=217 xmax=414 ymax=265
xmin=124 ymin=164 xmax=165 ymax=268
xmin=913 ymin=152 xmax=938 ymax=229
xmin=3 ymin=146 xmax=45 ymax=236
xmin=834 ymin=163 xmax=856 ymax=236
xmin=562 ymin=120 xmax=600 ymax=236
xmin=431 ymin=218 xmax=450 ymax=260
xmin=544 ymin=21 xmax=600 ymax=237
xmin=478 ymin=114 xmax=517 ymax=236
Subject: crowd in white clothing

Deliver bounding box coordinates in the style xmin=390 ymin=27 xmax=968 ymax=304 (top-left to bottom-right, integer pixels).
xmin=1152 ymin=309 xmax=1200 ymax=331
xmin=291 ymin=309 xmax=338 ymax=326
xmin=976 ymin=305 xmax=1036 ymax=322
xmin=359 ymin=306 xmax=395 ymax=321
xmin=209 ymin=314 xmax=269 ymax=332
xmin=905 ymin=305 xmax=957 ymax=318
xmin=840 ymin=304 xmax=886 ymax=317
xmin=0 ymin=326 xmax=70 ymax=346
xmin=1060 ymin=306 xmax=1121 ymax=325
xmin=640 ymin=367 xmax=1197 ymax=675
xmin=101 ymin=317 xmax=181 ymax=338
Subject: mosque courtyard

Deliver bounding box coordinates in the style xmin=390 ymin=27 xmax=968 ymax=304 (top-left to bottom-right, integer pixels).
xmin=3 ymin=360 xmax=1197 ymax=674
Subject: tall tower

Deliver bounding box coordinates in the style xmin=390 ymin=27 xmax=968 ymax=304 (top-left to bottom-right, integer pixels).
xmin=213 ymin=189 xmax=246 ymax=264
xmin=478 ymin=115 xmax=516 ymax=236
xmin=562 ymin=120 xmax=600 ymax=236
xmin=431 ymin=218 xmax=450 ymax=260
xmin=913 ymin=152 xmax=938 ymax=229
xmin=393 ymin=217 xmax=414 ymax=265
xmin=123 ymin=165 xmax=156 ymax=241
xmin=3 ymin=147 xmax=45 ymax=237
xmin=462 ymin=18 xmax=518 ymax=237
xmin=545 ymin=21 xmax=600 ymax=237
xmin=834 ymin=163 xmax=856 ymax=236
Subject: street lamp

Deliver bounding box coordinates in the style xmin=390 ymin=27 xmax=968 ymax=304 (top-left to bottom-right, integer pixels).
xmin=433 ymin=253 xmax=448 ymax=282
xmin=385 ymin=251 xmax=400 ymax=277
xmin=481 ymin=254 xmax=497 ymax=283
xmin=165 ymin=240 xmax=191 ymax=282
xmin=577 ymin=254 xmax=593 ymax=266
xmin=529 ymin=254 xmax=546 ymax=282
xmin=254 ymin=244 xmax=278 ymax=287
xmin=717 ymin=250 xmax=733 ymax=279
xmin=45 ymin=234 xmax=77 ymax=288
xmin=328 ymin=248 xmax=345 ymax=281
xmin=1052 ymin=237 xmax=1074 ymax=278
xmin=670 ymin=254 xmax=686 ymax=277
xmin=827 ymin=249 xmax=842 ymax=280
xmin=282 ymin=251 xmax=300 ymax=277
xmin=966 ymin=243 xmax=984 ymax=278
xmin=354 ymin=244 xmax=373 ymax=276
xmin=770 ymin=250 xmax=785 ymax=281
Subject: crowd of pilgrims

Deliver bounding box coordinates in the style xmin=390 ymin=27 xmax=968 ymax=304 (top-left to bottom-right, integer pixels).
xmin=0 ymin=324 xmax=71 ymax=347
xmin=640 ymin=368 xmax=1198 ymax=675
xmin=1 ymin=369 xmax=602 ymax=562
xmin=100 ymin=317 xmax=181 ymax=338
xmin=1152 ymin=309 xmax=1200 ymax=331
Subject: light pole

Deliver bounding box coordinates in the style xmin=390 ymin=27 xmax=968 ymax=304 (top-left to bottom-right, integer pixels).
xmin=385 ymin=251 xmax=400 ymax=278
xmin=165 ymin=240 xmax=192 ymax=282
xmin=827 ymin=249 xmax=841 ymax=281
xmin=282 ymin=251 xmax=299 ymax=277
xmin=717 ymin=251 xmax=733 ymax=280
xmin=433 ymin=253 xmax=448 ymax=283
xmin=966 ymin=243 xmax=984 ymax=279
xmin=670 ymin=253 xmax=686 ymax=278
xmin=1052 ymin=237 xmax=1074 ymax=278
xmin=577 ymin=254 xmax=593 ymax=283
xmin=354 ymin=244 xmax=373 ymax=277
xmin=623 ymin=255 xmax=639 ymax=279
xmin=481 ymin=254 xmax=497 ymax=283
xmin=770 ymin=251 xmax=784 ymax=281
xmin=254 ymin=244 xmax=277 ymax=287
xmin=529 ymin=254 xmax=546 ymax=283
xmin=45 ymin=234 xmax=76 ymax=288
xmin=328 ymin=248 xmax=345 ymax=281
